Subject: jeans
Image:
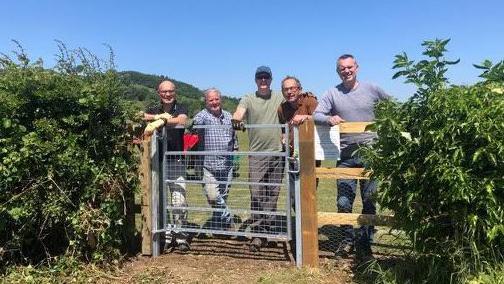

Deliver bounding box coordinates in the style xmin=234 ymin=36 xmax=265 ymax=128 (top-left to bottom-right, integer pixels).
xmin=202 ymin=167 xmax=233 ymax=226
xmin=337 ymin=155 xmax=376 ymax=247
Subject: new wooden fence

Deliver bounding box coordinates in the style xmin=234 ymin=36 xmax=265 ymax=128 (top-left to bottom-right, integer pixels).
xmin=139 ymin=121 xmax=395 ymax=268
xmin=297 ymin=120 xmax=394 ymax=268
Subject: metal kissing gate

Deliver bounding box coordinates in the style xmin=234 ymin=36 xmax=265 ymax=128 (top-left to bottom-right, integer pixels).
xmin=144 ymin=124 xmax=304 ymax=264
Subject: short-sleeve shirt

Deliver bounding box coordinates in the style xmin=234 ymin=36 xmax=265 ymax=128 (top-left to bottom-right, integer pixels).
xmin=193 ymin=108 xmax=237 ymax=171
xmin=238 ymin=91 xmax=284 ymax=152
xmin=145 ymin=101 xmax=188 ymax=151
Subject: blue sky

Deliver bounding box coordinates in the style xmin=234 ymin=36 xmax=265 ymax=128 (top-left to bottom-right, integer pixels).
xmin=2 ymin=0 xmax=503 ymax=101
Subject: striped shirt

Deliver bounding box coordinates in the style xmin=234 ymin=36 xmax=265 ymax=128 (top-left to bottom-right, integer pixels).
xmin=193 ymin=108 xmax=238 ymax=171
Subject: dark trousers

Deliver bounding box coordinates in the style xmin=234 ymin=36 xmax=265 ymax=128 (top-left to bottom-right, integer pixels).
xmin=248 ymin=155 xmax=285 ymax=233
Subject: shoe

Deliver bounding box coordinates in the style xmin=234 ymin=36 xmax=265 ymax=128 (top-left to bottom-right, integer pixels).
xmin=335 ymin=241 xmax=354 ymax=257
xmin=356 ymin=242 xmax=373 ymax=262
xmin=176 ymin=241 xmax=190 ymax=252
xmin=249 ymin=237 xmax=264 ymax=252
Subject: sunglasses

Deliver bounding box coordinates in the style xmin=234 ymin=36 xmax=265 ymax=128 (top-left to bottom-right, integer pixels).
xmin=255 ymin=75 xmax=271 ymax=80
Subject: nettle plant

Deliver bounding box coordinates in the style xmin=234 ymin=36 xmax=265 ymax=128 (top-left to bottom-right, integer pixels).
xmin=0 ymin=41 xmax=139 ymax=268
xmin=362 ymin=39 xmax=504 ymax=259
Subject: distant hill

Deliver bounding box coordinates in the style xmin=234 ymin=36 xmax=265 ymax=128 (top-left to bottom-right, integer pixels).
xmin=118 ymin=71 xmax=239 ymax=116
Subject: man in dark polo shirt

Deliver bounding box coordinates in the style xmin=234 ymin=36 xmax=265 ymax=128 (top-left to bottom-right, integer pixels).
xmin=144 ymin=80 xmax=190 ymax=251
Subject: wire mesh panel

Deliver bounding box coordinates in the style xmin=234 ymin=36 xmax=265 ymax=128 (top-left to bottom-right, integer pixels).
xmin=157 ymin=124 xmax=292 ymax=247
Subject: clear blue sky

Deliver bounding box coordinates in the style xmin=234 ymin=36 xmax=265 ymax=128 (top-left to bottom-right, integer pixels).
xmin=2 ymin=0 xmax=503 ymax=101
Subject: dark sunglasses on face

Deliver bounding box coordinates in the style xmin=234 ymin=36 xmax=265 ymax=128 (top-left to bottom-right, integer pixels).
xmin=256 ymin=75 xmax=271 ymax=80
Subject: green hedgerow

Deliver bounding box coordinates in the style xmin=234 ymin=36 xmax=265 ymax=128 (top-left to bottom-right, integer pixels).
xmin=0 ymin=41 xmax=139 ymax=270
xmin=361 ymin=39 xmax=504 ymax=282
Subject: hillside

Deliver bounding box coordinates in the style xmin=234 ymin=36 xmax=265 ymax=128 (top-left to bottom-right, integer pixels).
xmin=118 ymin=71 xmax=239 ymax=116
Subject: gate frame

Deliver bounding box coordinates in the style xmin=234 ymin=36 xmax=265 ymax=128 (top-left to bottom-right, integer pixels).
xmin=141 ymin=124 xmax=293 ymax=255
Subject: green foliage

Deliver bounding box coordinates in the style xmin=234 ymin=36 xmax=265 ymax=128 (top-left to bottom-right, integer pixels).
xmin=0 ymin=41 xmax=139 ymax=270
xmin=362 ymin=39 xmax=504 ymax=281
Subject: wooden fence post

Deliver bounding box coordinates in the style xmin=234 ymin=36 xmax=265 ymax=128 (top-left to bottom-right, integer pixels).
xmin=140 ymin=137 xmax=153 ymax=255
xmin=298 ymin=120 xmax=319 ymax=268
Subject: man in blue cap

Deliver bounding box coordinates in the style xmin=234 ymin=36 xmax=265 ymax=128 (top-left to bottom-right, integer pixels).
xmin=232 ymin=66 xmax=284 ymax=252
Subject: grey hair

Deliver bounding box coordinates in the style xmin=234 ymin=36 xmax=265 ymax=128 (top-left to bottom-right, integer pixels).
xmin=203 ymin=87 xmax=221 ymax=100
xmin=281 ymin=75 xmax=302 ymax=89
xmin=336 ymin=54 xmax=358 ymax=69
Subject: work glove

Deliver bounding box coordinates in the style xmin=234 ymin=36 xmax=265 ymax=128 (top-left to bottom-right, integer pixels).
xmin=153 ymin=113 xmax=173 ymax=122
xmin=231 ymin=119 xmax=246 ymax=131
xmin=144 ymin=119 xmax=165 ymax=136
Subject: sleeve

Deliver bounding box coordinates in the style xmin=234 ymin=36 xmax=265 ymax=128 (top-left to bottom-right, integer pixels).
xmin=237 ymin=95 xmax=249 ymax=110
xmin=176 ymin=104 xmax=189 ymax=116
xmin=145 ymin=105 xmax=160 ymax=115
xmin=374 ymin=85 xmax=391 ymax=101
xmin=312 ymin=91 xmax=334 ymax=125
xmin=306 ymin=96 xmax=319 ymax=115
xmin=193 ymin=111 xmax=204 ymax=125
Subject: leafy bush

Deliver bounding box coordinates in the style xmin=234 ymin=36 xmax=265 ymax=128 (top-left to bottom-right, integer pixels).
xmin=362 ymin=39 xmax=504 ymax=279
xmin=0 ymin=41 xmax=139 ymax=269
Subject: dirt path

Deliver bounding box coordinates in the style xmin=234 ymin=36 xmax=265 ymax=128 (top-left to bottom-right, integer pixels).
xmin=115 ymin=238 xmax=354 ymax=283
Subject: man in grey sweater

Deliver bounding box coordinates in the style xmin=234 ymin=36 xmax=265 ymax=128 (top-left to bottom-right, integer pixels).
xmin=313 ymin=54 xmax=390 ymax=259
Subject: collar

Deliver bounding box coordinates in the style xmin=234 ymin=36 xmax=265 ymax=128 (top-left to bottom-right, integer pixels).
xmin=255 ymin=90 xmax=272 ymax=98
xmin=161 ymin=99 xmax=178 ymax=113
xmin=206 ymin=108 xmax=224 ymax=119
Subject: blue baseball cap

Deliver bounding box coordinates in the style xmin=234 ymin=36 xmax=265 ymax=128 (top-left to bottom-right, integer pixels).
xmin=255 ymin=66 xmax=272 ymax=78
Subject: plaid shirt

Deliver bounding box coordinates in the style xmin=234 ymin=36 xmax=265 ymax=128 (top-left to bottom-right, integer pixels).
xmin=193 ymin=109 xmax=238 ymax=171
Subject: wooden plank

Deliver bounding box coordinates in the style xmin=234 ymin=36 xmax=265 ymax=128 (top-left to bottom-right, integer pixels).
xmin=339 ymin=122 xmax=373 ymax=133
xmin=315 ymin=167 xmax=371 ymax=180
xmin=140 ymin=136 xmax=153 ymax=255
xmin=318 ymin=212 xmax=395 ymax=227
xmin=298 ymin=120 xmax=319 ymax=268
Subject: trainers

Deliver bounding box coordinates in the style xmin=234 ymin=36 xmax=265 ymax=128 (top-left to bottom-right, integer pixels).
xmin=249 ymin=237 xmax=264 ymax=252
xmin=356 ymin=242 xmax=373 ymax=262
xmin=175 ymin=241 xmax=190 ymax=252
xmin=335 ymin=241 xmax=354 ymax=257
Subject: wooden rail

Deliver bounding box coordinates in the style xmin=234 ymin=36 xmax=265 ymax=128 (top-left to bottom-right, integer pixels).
xmin=315 ymin=167 xmax=371 ymax=179
xmin=318 ymin=212 xmax=394 ymax=227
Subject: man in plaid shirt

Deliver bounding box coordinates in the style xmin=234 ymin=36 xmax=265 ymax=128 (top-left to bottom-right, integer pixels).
xmin=193 ymin=88 xmax=238 ymax=230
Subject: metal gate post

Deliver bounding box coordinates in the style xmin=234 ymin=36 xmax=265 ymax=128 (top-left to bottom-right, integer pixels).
xmin=293 ymin=127 xmax=303 ymax=267
xmin=151 ymin=130 xmax=161 ymax=256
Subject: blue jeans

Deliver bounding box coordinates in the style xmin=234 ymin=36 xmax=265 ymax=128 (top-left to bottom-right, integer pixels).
xmin=337 ymin=156 xmax=376 ymax=246
xmin=202 ymin=168 xmax=233 ymax=225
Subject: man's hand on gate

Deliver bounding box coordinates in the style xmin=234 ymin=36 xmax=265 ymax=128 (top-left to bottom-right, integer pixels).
xmin=231 ymin=119 xmax=246 ymax=131
xmin=328 ymin=115 xmax=345 ymax=126
xmin=153 ymin=113 xmax=173 ymax=123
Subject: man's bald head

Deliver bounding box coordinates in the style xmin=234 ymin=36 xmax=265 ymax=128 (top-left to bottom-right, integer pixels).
xmin=157 ymin=80 xmax=177 ymax=105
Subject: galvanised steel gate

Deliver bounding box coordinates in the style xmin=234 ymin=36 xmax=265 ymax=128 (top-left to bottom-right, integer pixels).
xmin=148 ymin=124 xmax=301 ymax=259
